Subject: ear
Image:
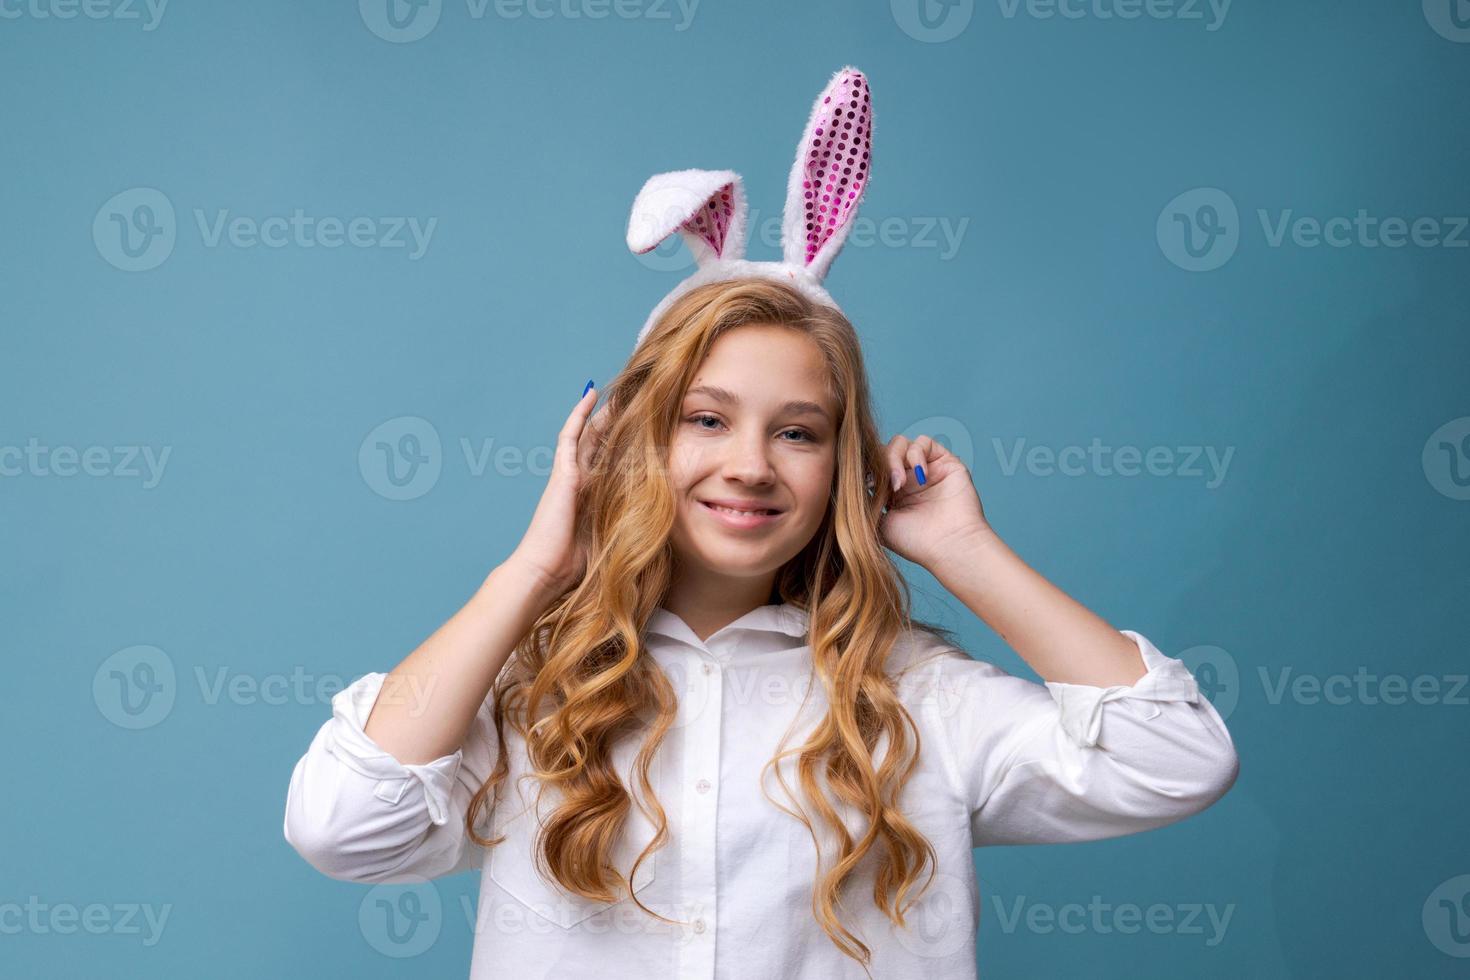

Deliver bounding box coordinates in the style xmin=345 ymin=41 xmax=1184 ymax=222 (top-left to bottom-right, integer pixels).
xmin=781 ymin=66 xmax=873 ymax=281
xmin=626 ymin=169 xmax=748 ymax=266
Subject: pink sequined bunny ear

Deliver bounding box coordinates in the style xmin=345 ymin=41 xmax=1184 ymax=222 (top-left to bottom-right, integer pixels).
xmin=626 ymin=169 xmax=748 ymax=266
xmin=781 ymin=66 xmax=873 ymax=282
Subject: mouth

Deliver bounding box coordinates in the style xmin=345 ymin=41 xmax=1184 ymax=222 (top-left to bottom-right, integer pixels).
xmin=698 ymin=499 xmax=785 ymax=529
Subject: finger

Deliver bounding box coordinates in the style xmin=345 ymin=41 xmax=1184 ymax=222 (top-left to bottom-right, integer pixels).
xmin=890 ymin=435 xmax=942 ymax=503
xmin=576 ymin=401 xmax=611 ymax=473
xmin=885 ymin=435 xmax=910 ymax=493
xmin=905 ymin=435 xmax=935 ymax=487
xmin=565 ymin=381 xmax=598 ymax=431
xmin=557 ymin=382 xmax=599 ymax=472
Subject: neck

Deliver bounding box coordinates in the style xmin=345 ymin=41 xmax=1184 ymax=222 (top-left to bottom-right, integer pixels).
xmin=661 ymin=569 xmax=779 ymax=643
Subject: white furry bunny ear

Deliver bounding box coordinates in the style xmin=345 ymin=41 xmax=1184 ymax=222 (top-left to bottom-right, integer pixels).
xmin=626 ymin=169 xmax=748 ymax=266
xmin=781 ymin=66 xmax=873 ymax=282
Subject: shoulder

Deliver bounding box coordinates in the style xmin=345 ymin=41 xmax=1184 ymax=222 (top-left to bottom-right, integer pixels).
xmin=885 ymin=622 xmax=1000 ymax=676
xmin=882 ymin=625 xmax=1056 ymax=806
xmin=886 ymin=623 xmax=984 ymax=693
xmin=886 ymin=624 xmax=1049 ymax=717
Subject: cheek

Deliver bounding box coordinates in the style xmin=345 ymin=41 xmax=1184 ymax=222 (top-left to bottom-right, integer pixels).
xmin=664 ymin=435 xmax=709 ymax=491
xmin=667 ymin=437 xmax=735 ymax=493
xmin=787 ymin=456 xmax=836 ymax=514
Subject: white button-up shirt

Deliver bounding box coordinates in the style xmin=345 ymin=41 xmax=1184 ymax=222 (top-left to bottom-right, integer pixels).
xmin=283 ymin=602 xmax=1238 ymax=978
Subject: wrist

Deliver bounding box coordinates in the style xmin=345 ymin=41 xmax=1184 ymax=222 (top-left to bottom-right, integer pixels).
xmin=486 ymin=556 xmax=564 ymax=616
xmin=930 ymin=522 xmax=1007 ymax=583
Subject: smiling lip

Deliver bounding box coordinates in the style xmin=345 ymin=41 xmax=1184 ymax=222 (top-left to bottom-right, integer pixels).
xmin=699 ymin=499 xmax=784 ymax=529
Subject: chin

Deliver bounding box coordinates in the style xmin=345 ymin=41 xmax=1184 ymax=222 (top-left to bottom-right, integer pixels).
xmin=673 ymin=523 xmax=798 ymax=576
xmin=688 ymin=535 xmax=780 ymax=568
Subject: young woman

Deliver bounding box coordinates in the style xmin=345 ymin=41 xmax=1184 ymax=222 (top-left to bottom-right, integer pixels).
xmin=283 ymin=277 xmax=1239 ymax=979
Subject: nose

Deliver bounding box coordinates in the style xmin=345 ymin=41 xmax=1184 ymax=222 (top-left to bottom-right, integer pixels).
xmin=719 ymin=427 xmax=777 ymax=486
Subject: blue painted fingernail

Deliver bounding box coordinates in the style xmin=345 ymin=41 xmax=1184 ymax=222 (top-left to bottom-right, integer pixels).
xmin=582 ymin=379 xmax=595 ymax=397
xmin=915 ymin=465 xmax=927 ymax=485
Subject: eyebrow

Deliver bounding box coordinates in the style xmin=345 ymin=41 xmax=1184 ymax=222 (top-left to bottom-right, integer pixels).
xmin=684 ymin=384 xmax=833 ymax=423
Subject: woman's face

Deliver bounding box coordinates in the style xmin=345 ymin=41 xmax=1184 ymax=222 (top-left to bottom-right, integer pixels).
xmin=667 ymin=323 xmax=839 ymax=589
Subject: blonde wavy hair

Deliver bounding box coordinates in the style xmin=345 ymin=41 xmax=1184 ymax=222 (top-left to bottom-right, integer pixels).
xmin=466 ymin=276 xmax=959 ymax=972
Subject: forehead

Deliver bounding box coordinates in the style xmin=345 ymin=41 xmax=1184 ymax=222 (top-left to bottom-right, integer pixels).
xmin=684 ymin=324 xmax=833 ymax=402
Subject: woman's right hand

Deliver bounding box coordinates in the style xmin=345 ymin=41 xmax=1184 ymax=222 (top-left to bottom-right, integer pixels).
xmin=506 ymin=382 xmax=610 ymax=602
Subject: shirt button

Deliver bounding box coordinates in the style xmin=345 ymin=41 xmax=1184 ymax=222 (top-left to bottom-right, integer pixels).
xmin=702 ymin=663 xmax=714 ymax=675
xmin=695 ymin=778 xmax=711 ymax=794
xmin=693 ymin=917 xmax=707 ymax=934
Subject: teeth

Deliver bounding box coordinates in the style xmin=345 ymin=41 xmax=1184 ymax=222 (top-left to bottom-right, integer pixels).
xmin=709 ymin=504 xmax=772 ymax=516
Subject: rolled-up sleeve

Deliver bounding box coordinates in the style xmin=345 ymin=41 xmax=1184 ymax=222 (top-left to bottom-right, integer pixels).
xmin=283 ymin=671 xmax=500 ymax=883
xmin=924 ymin=630 xmax=1239 ymax=847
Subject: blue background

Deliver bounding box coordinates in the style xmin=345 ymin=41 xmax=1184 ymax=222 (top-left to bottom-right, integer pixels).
xmin=4 ymin=0 xmax=1468 ymax=976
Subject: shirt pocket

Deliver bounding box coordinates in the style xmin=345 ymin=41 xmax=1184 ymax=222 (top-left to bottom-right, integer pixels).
xmin=487 ymin=743 xmax=660 ymax=929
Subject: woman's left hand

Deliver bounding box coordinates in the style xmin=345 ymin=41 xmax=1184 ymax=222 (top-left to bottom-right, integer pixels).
xmin=876 ymin=433 xmax=993 ymax=570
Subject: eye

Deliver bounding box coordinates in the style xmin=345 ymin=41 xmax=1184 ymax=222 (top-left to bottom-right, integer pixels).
xmin=688 ymin=413 xmax=723 ymax=431
xmin=685 ymin=414 xmax=816 ymax=443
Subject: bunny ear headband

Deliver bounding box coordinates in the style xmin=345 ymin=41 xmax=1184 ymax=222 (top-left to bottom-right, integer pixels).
xmin=626 ymin=65 xmax=873 ymax=353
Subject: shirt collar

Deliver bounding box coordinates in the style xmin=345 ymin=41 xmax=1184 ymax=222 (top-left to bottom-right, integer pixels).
xmin=644 ymin=601 xmax=810 ymax=648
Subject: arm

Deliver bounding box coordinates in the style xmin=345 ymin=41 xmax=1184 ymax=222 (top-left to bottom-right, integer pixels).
xmin=284 ymin=383 xmax=606 ymax=881
xmin=282 ymin=559 xmax=557 ymax=882
xmin=930 ymin=525 xmax=1150 ymax=688
xmin=362 ymin=559 xmax=555 ymax=765
xmin=917 ymin=634 xmax=1238 ymax=848
xmin=880 ymin=434 xmax=1238 ymax=846
xmin=914 ymin=506 xmax=1237 ymax=845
